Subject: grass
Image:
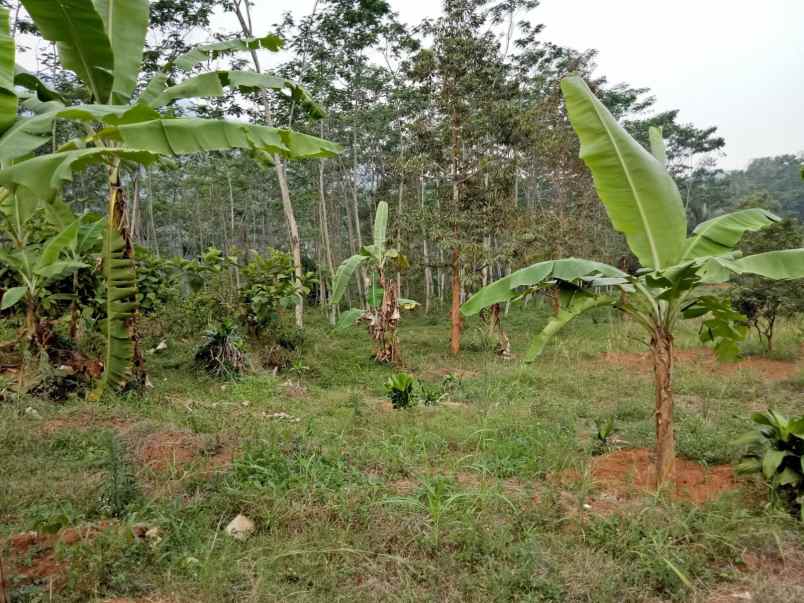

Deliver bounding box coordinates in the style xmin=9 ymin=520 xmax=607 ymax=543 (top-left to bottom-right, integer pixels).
xmin=1 ymin=302 xmax=803 ymax=601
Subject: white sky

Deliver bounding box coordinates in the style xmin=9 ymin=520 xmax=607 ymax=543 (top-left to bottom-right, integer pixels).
xmin=216 ymin=0 xmax=804 ymax=171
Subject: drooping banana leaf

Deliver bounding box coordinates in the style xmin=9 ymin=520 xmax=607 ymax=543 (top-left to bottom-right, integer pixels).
xmin=461 ymin=258 xmax=626 ymax=316
xmin=682 ymin=208 xmax=781 ymax=260
xmin=14 ymin=65 xmax=66 ymax=103
xmin=335 ymin=308 xmax=365 ymax=331
xmin=147 ymin=70 xmax=325 ymax=118
xmin=0 ymin=103 xmax=159 ymax=163
xmin=99 ymin=118 xmax=341 ymax=159
xmin=21 ymin=0 xmax=115 ymax=102
xmin=0 ymin=148 xmax=160 ymax=200
xmin=95 ymin=221 xmax=137 ymax=393
xmin=1 ymin=286 xmax=26 ymax=310
xmin=732 ymin=249 xmax=804 ymax=280
xmin=174 ymin=35 xmax=284 ymax=72
xmin=0 ymin=7 xmax=17 ymax=134
xmin=561 ymin=76 xmax=687 ymax=269
xmin=525 ymin=291 xmax=615 ymax=361
xmin=331 ymin=255 xmax=368 ymax=305
xmin=92 ymin=0 xmax=149 ymax=104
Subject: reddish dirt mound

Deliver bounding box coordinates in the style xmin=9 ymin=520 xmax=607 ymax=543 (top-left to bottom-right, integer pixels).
xmin=590 ymin=448 xmax=737 ymax=504
xmin=1 ymin=523 xmax=112 ymax=591
xmin=599 ymin=348 xmax=799 ymax=381
xmin=136 ymin=431 xmax=232 ymax=473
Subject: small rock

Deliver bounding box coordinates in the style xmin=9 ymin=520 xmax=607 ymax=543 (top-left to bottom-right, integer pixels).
xmin=145 ymin=527 xmax=162 ymax=542
xmin=24 ymin=406 xmax=41 ymax=420
xmin=225 ymin=514 xmax=255 ymax=541
xmin=730 ymin=593 xmax=753 ymax=601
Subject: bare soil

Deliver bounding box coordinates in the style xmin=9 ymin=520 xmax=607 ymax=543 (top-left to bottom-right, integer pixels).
xmin=599 ymin=348 xmax=799 ymax=381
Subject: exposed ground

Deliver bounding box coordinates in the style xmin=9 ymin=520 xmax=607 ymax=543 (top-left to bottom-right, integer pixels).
xmin=1 ymin=306 xmax=802 ymax=602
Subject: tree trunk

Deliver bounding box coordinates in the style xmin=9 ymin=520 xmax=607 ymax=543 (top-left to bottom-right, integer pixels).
xmin=449 ymin=108 xmax=462 ymax=355
xmin=232 ymin=0 xmax=304 ymax=329
xmin=319 ymin=153 xmax=337 ymax=325
xmin=421 ymin=173 xmax=432 ymax=314
xmin=449 ymin=247 xmax=462 ymax=355
xmin=651 ymin=327 xmax=675 ymax=486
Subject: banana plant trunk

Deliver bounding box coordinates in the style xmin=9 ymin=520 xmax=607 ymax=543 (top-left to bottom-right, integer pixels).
xmin=369 ymin=270 xmax=400 ymax=364
xmin=651 ymin=326 xmax=675 ymax=486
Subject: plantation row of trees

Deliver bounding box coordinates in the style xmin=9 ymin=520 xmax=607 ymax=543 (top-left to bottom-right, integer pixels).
xmin=0 ymin=0 xmax=802 ymax=487
xmin=7 ymin=0 xmax=773 ymax=330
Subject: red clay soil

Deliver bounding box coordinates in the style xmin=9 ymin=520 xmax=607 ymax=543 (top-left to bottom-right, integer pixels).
xmin=1 ymin=523 xmax=112 ymax=591
xmin=136 ymin=431 xmax=233 ymax=473
xmin=588 ymin=448 xmax=737 ymax=505
xmin=599 ymin=348 xmax=799 ymax=381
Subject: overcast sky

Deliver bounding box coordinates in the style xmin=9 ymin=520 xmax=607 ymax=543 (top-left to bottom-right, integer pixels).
xmin=214 ymin=0 xmax=804 ymax=171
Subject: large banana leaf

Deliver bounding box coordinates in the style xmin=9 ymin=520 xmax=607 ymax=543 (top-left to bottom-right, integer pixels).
xmin=525 ymin=291 xmax=614 ymax=361
xmin=92 ymin=0 xmax=149 ymax=104
xmin=21 ymin=0 xmax=114 ymax=102
xmin=732 ymin=249 xmax=804 ymax=280
xmin=331 ymin=255 xmax=368 ymax=305
xmin=561 ymin=76 xmax=687 ymax=269
xmin=682 ymin=208 xmax=781 ymax=259
xmin=102 ymin=118 xmax=341 ymax=159
xmin=0 ymin=148 xmax=160 ymax=200
xmin=0 ymin=103 xmax=161 ymax=163
xmin=174 ymin=35 xmax=284 ymax=72
xmin=0 ymin=7 xmax=17 ymax=134
xmin=461 ymin=258 xmax=626 ymax=316
xmin=148 ymin=71 xmax=325 ymax=118
xmin=37 ymin=219 xmax=80 ymax=269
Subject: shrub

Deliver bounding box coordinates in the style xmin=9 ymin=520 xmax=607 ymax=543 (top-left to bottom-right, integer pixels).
xmin=385 ymin=372 xmax=416 ymax=409
xmin=737 ymin=409 xmax=804 ymax=519
xmin=195 ymin=319 xmax=249 ymax=379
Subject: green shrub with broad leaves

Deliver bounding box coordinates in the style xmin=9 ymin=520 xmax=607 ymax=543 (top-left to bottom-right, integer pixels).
xmin=737 ymin=409 xmax=804 ymax=519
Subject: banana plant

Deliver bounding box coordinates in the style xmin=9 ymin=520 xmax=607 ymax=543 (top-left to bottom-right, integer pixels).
xmin=461 ymin=76 xmax=804 ymax=487
xmin=331 ymin=201 xmax=416 ymax=364
xmin=0 ymin=0 xmax=340 ymax=394
xmin=0 ymin=192 xmax=89 ymax=348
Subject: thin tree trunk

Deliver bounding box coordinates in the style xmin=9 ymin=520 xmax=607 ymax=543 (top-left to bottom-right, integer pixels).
xmin=421 ymin=173 xmax=432 ymax=314
xmin=449 ymin=247 xmax=462 ymax=355
xmin=652 ymin=327 xmax=675 ymax=486
xmin=319 ymin=153 xmax=337 ymax=324
xmin=449 ymin=109 xmax=462 ymax=355
xmin=232 ymin=0 xmax=304 ymax=329
xmin=146 ymin=168 xmax=159 ymax=257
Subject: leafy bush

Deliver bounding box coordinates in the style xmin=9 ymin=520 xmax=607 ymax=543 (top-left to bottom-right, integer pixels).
xmin=241 ymin=247 xmax=312 ymax=334
xmin=737 ymin=409 xmax=804 ymax=519
xmin=194 ymin=319 xmax=249 ymax=379
xmin=135 ymin=247 xmax=179 ymax=316
xmin=386 ymin=372 xmax=416 ymax=409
